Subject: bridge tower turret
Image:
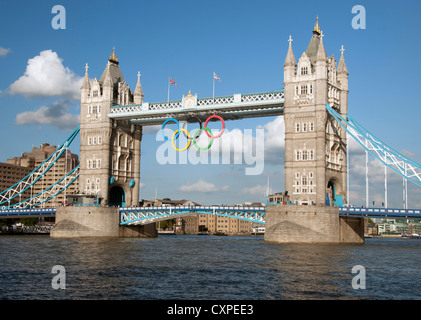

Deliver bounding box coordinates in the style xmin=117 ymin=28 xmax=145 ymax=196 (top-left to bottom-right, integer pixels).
xmin=79 ymin=48 xmax=142 ymax=207
xmin=283 ymin=19 xmax=348 ymax=207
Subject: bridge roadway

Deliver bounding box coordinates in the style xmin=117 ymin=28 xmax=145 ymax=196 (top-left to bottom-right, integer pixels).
xmin=108 ymin=90 xmax=285 ymax=125
xmin=1 ymin=206 xmax=421 ymax=224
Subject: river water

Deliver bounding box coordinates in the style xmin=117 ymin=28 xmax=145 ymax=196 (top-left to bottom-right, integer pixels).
xmin=0 ymin=235 xmax=420 ymax=300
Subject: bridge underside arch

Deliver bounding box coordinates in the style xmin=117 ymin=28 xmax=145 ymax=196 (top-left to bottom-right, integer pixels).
xmin=109 ymin=186 xmax=126 ymax=207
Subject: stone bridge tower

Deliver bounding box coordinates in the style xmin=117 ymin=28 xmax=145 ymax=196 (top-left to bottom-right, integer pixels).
xmin=79 ymin=48 xmax=143 ymax=207
xmin=283 ymin=19 xmax=349 ymax=207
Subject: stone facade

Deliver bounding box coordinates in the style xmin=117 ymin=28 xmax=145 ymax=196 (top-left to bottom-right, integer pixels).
xmin=79 ymin=49 xmax=143 ymax=208
xmin=264 ymin=20 xmax=364 ymax=244
xmin=51 ymin=206 xmax=156 ymax=238
xmin=283 ymin=20 xmax=349 ymax=206
xmin=264 ymin=205 xmax=364 ymax=244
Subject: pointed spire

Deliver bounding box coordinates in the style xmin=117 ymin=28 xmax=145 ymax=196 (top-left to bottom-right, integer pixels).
xmin=313 ymin=16 xmax=321 ymax=35
xmin=284 ymin=35 xmax=296 ymax=67
xmin=81 ymin=63 xmax=90 ymax=90
xmin=338 ymin=45 xmax=348 ymax=74
xmin=315 ymin=31 xmax=327 ymax=61
xmin=103 ymin=62 xmax=113 ymax=87
xmin=109 ymin=46 xmax=118 ymax=64
xmin=134 ymin=71 xmax=144 ymax=104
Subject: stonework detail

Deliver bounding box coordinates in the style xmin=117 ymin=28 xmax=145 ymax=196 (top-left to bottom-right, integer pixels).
xmin=79 ymin=50 xmax=143 ymax=207
xmin=283 ymin=24 xmax=349 ymax=207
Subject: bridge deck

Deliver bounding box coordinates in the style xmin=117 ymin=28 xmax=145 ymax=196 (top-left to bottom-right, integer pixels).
xmin=108 ymin=90 xmax=284 ymax=125
xmin=1 ymin=206 xmax=421 ymax=222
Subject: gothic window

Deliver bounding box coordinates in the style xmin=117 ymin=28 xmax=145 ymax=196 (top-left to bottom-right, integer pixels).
xmin=295 ymin=172 xmax=300 ymax=179
xmin=310 ymin=122 xmax=314 ymax=131
xmin=310 ymin=85 xmax=313 ymax=94
xmin=93 ymin=137 xmax=97 ymax=145
xmin=296 ymin=123 xmax=300 ymax=132
xmin=302 ymin=177 xmax=307 ymax=186
xmin=302 ymin=150 xmax=308 ymax=161
xmin=310 ymin=150 xmax=314 ymax=160
xmin=300 ymin=85 xmax=308 ymax=95
xmin=296 ymin=150 xmax=301 ymax=161
xmin=88 ymin=137 xmax=92 ymax=145
xmin=98 ymin=137 xmax=102 ymax=145
xmin=303 ymin=123 xmax=307 ymax=132
xmin=93 ymin=90 xmax=98 ymax=97
xmin=296 ymin=86 xmax=299 ymax=95
xmin=301 ymin=66 xmax=308 ymax=75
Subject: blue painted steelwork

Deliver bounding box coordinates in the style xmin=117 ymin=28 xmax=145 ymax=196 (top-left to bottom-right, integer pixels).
xmin=2 ymin=205 xmax=421 ymax=221
xmin=0 ymin=126 xmax=80 ymax=206
xmin=0 ymin=208 xmax=56 ymax=218
xmin=326 ymin=103 xmax=421 ymax=187
xmin=7 ymin=165 xmax=79 ymax=209
xmin=339 ymin=207 xmax=421 ymax=219
xmin=119 ymin=205 xmax=266 ymax=225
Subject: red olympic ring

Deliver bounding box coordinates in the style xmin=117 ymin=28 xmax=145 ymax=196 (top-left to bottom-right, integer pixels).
xmin=204 ymin=115 xmax=225 ymax=138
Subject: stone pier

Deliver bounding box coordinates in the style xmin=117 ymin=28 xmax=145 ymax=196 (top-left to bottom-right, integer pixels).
xmin=264 ymin=205 xmax=364 ymax=244
xmin=50 ymin=206 xmax=157 ymax=238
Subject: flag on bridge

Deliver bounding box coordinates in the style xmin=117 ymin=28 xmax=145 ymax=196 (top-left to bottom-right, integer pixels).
xmin=169 ymin=77 xmax=178 ymax=86
xmin=168 ymin=77 xmax=178 ymax=102
xmin=213 ymin=72 xmax=221 ymax=99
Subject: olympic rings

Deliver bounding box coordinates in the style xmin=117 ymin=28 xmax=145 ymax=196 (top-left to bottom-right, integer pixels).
xmin=204 ymin=115 xmax=225 ymax=138
xmin=192 ymin=127 xmax=213 ymax=151
xmin=171 ymin=128 xmax=191 ymax=151
xmin=161 ymin=115 xmax=225 ymax=151
xmin=182 ymin=117 xmax=202 ymax=141
xmin=161 ymin=119 xmax=180 ymax=141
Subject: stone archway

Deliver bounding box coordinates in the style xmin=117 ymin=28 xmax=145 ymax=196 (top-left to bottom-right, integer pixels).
xmin=109 ymin=186 xmax=126 ymax=207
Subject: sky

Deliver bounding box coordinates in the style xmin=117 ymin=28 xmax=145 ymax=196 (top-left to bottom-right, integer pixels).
xmin=0 ymin=0 xmax=420 ymax=207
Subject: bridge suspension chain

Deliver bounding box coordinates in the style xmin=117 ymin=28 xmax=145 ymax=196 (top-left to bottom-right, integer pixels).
xmin=0 ymin=126 xmax=80 ymax=206
xmin=326 ymin=104 xmax=421 ymax=187
xmin=9 ymin=165 xmax=79 ymax=209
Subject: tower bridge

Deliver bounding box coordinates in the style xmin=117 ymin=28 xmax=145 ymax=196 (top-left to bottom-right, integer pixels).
xmin=1 ymin=19 xmax=421 ymax=242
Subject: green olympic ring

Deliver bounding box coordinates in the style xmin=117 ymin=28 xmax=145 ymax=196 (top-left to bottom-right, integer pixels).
xmin=161 ymin=115 xmax=225 ymax=151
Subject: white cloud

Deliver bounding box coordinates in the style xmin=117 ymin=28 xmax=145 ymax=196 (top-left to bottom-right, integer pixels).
xmin=9 ymin=50 xmax=82 ymax=99
xmin=16 ymin=99 xmax=80 ymax=130
xmin=241 ymin=184 xmax=272 ymax=196
xmin=178 ymin=179 xmax=229 ymax=193
xmin=0 ymin=46 xmax=11 ymax=57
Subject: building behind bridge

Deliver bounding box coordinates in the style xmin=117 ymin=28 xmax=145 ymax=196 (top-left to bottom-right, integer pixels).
xmin=2 ymin=143 xmax=79 ymax=208
xmin=143 ymin=198 xmax=264 ymax=235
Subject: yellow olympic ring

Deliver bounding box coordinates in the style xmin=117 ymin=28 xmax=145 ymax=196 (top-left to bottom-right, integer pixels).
xmin=171 ymin=128 xmax=191 ymax=152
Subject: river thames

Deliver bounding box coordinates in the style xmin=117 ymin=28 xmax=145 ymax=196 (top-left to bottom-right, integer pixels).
xmin=0 ymin=235 xmax=420 ymax=300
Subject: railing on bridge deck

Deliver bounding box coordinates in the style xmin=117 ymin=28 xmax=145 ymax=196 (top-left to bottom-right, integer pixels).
xmin=119 ymin=205 xmax=266 ymax=226
xmin=2 ymin=205 xmax=421 ymax=222
xmin=108 ymin=90 xmax=285 ymax=123
xmin=339 ymin=207 xmax=421 ymax=219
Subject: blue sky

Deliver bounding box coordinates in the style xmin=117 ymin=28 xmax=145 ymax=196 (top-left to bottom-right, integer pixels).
xmin=0 ymin=0 xmax=420 ymax=207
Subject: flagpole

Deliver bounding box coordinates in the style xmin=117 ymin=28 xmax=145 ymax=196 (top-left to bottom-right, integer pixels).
xmin=167 ymin=77 xmax=170 ymax=103
xmin=213 ymin=73 xmax=215 ymax=100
